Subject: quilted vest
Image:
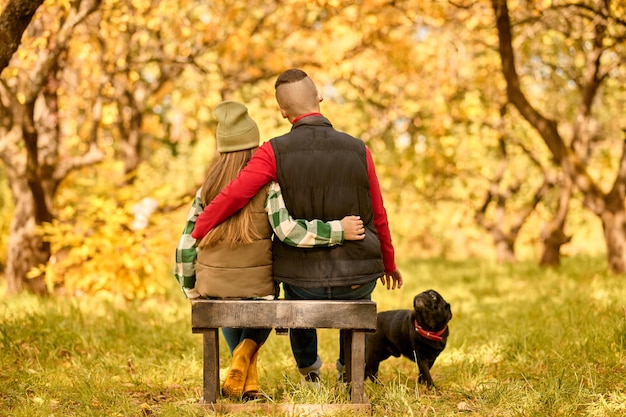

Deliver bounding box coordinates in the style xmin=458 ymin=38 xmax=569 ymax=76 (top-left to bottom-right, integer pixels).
xmin=271 ymin=116 xmax=384 ymax=288
xmin=195 ymin=186 xmax=277 ymax=298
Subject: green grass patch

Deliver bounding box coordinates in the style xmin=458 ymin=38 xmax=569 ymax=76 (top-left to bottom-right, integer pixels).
xmin=1 ymin=256 xmax=625 ymax=416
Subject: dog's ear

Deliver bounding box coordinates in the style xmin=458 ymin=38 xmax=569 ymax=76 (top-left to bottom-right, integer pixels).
xmin=446 ymin=302 xmax=453 ymax=320
xmin=413 ymin=294 xmax=423 ymax=311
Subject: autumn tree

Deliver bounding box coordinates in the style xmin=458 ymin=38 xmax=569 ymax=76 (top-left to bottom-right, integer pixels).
xmin=0 ymin=0 xmax=102 ymax=295
xmin=491 ymin=0 xmax=626 ymax=273
xmin=0 ymin=0 xmax=99 ymax=294
xmin=3 ymin=0 xmax=623 ymax=299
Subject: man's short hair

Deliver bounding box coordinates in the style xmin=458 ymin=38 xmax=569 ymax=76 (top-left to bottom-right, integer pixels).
xmin=274 ymin=68 xmax=309 ymax=89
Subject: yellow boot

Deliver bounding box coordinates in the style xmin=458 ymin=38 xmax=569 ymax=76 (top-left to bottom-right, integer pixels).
xmin=222 ymin=339 xmax=257 ymax=398
xmin=243 ymin=345 xmax=261 ymax=400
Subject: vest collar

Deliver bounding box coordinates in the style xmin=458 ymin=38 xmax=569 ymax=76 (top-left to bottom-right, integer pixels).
xmin=291 ymin=112 xmax=323 ymax=124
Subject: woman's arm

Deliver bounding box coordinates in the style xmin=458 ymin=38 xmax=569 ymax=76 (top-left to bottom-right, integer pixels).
xmin=266 ymin=182 xmax=365 ymax=248
xmin=174 ymin=189 xmax=203 ymax=299
xmin=191 ymin=142 xmax=277 ymax=240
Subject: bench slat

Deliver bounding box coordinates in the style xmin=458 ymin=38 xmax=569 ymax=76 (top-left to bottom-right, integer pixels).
xmin=191 ymin=299 xmax=377 ymax=331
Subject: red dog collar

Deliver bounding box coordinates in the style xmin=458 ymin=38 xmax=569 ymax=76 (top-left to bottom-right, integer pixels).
xmin=414 ymin=319 xmax=447 ymax=342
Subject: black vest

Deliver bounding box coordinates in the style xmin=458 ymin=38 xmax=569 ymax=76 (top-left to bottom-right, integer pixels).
xmin=271 ymin=116 xmax=384 ymax=288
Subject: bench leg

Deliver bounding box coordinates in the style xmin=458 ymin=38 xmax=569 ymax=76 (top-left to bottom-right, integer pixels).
xmin=343 ymin=329 xmax=367 ymax=403
xmin=202 ymin=329 xmax=220 ymax=404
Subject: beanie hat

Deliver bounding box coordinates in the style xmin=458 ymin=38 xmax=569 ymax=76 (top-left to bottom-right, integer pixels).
xmin=214 ymin=101 xmax=260 ymax=152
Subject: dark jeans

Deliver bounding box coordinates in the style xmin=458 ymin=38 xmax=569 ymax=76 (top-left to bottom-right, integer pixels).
xmin=282 ymin=281 xmax=377 ymax=372
xmin=221 ymin=328 xmax=272 ymax=355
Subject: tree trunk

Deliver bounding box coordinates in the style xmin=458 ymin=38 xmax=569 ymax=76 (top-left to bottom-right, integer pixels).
xmin=5 ymin=172 xmax=49 ymax=295
xmin=602 ymin=216 xmax=626 ymax=273
xmin=3 ymin=88 xmax=57 ymax=296
xmin=601 ymin=193 xmax=626 ymax=273
xmin=540 ymin=226 xmax=569 ymax=267
xmin=494 ymin=234 xmax=516 ymax=263
xmin=540 ymin=175 xmax=572 ymax=266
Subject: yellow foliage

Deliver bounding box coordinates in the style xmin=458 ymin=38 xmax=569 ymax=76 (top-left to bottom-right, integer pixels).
xmin=40 ymin=184 xmax=169 ymax=300
xmin=101 ymin=103 xmax=118 ymax=126
xmin=1 ymin=0 xmax=620 ymax=295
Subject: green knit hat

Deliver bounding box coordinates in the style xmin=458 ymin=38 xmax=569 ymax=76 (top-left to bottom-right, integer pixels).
xmin=214 ymin=101 xmax=260 ymax=152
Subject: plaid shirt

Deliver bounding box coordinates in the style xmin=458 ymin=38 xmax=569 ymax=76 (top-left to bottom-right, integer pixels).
xmin=174 ymin=181 xmax=344 ymax=298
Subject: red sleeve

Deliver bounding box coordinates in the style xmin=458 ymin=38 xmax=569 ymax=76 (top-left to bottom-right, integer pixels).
xmin=191 ymin=142 xmax=277 ymax=240
xmin=366 ymin=146 xmax=397 ymax=273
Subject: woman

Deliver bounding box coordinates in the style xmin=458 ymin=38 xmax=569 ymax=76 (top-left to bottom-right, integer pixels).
xmin=174 ymin=100 xmax=364 ymax=399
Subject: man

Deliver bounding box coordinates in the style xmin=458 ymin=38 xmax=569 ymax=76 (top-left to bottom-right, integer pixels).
xmin=192 ymin=69 xmax=402 ymax=382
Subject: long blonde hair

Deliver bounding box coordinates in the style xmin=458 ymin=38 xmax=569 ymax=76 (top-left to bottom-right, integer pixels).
xmin=197 ymin=148 xmax=263 ymax=249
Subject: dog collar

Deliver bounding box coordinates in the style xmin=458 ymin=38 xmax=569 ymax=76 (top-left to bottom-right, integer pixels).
xmin=414 ymin=319 xmax=447 ymax=342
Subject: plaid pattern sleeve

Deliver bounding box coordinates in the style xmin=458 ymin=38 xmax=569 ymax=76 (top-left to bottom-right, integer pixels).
xmin=174 ymin=188 xmax=203 ymax=299
xmin=266 ymin=181 xmax=344 ymax=248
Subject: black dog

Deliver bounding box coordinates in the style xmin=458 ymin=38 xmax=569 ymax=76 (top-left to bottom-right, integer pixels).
xmin=365 ymin=289 xmax=452 ymax=388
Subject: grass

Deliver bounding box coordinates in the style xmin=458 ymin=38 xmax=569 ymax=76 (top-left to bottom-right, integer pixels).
xmin=1 ymin=256 xmax=625 ymax=416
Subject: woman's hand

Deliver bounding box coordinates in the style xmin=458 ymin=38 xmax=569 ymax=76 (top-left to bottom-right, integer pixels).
xmin=341 ymin=215 xmax=365 ymax=241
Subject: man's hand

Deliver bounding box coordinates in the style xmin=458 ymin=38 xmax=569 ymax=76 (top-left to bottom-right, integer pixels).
xmin=380 ymin=268 xmax=403 ymax=290
xmin=341 ymin=215 xmax=365 ymax=241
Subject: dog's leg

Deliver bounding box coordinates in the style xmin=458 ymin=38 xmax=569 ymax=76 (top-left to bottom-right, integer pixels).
xmin=364 ymin=360 xmax=381 ymax=382
xmin=365 ymin=334 xmax=390 ymax=383
xmin=417 ymin=358 xmax=435 ymax=388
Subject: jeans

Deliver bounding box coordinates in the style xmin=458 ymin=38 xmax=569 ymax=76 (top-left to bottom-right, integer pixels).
xmin=221 ymin=328 xmax=272 ymax=355
xmin=282 ymin=280 xmax=377 ymax=373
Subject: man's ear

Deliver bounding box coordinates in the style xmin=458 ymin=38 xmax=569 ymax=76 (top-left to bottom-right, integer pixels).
xmin=317 ymin=89 xmax=324 ymax=103
xmin=279 ymin=107 xmax=288 ymax=119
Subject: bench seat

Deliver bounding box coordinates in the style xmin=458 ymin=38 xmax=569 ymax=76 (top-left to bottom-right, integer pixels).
xmin=191 ymin=299 xmax=377 ymax=413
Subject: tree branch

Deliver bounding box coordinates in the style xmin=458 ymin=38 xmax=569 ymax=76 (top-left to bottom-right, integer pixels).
xmin=490 ymin=0 xmax=607 ymax=214
xmin=24 ymin=0 xmax=102 ymax=103
xmin=0 ymin=0 xmax=44 ymax=73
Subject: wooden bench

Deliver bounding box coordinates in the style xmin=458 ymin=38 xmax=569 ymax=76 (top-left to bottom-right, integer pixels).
xmin=191 ymin=299 xmax=377 ymax=414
